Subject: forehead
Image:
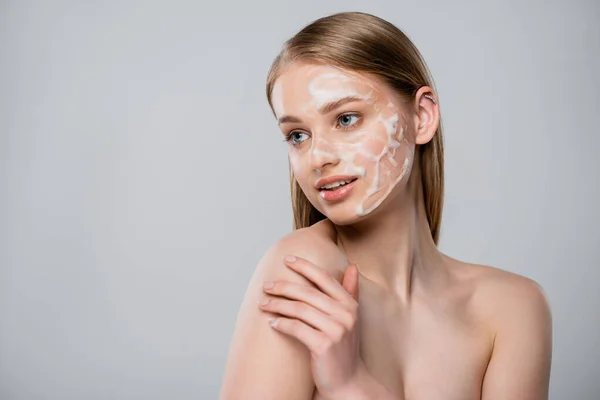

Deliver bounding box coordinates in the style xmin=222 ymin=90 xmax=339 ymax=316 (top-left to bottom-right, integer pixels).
xmin=271 ymin=62 xmax=394 ymax=117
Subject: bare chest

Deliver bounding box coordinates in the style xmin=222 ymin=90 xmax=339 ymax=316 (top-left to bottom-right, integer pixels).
xmin=314 ymin=294 xmax=493 ymax=400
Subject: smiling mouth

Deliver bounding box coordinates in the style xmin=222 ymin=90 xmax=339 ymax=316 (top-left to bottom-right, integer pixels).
xmin=319 ymin=178 xmax=358 ymax=191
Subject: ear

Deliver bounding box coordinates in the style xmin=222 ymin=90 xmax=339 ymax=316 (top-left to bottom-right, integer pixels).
xmin=412 ymin=86 xmax=439 ymax=145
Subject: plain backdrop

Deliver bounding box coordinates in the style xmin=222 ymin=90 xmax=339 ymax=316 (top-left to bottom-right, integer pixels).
xmin=1 ymin=0 xmax=599 ymax=399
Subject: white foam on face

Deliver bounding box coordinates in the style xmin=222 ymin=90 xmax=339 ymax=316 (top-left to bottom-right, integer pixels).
xmin=308 ymin=72 xmax=374 ymax=109
xmin=279 ymin=65 xmax=415 ymax=219
xmin=356 ymin=142 xmax=414 ymax=217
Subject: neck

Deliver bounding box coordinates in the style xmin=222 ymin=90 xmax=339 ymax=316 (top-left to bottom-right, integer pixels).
xmin=332 ymin=169 xmax=447 ymax=303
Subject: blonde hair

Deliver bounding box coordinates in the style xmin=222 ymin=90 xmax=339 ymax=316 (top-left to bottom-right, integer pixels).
xmin=265 ymin=12 xmax=444 ymax=245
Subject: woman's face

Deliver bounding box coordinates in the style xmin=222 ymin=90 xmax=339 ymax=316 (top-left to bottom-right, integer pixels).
xmin=271 ymin=62 xmax=416 ymax=225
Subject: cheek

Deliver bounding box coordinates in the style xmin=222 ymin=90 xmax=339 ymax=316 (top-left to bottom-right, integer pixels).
xmin=288 ymin=149 xmax=301 ymax=168
xmin=366 ymin=135 xmax=389 ymax=156
xmin=348 ymin=140 xmax=383 ymax=172
xmin=288 ymin=151 xmax=314 ymax=190
xmin=351 ymin=125 xmax=397 ymax=171
xmin=383 ymin=145 xmax=412 ymax=181
xmin=358 ymin=124 xmax=413 ymax=185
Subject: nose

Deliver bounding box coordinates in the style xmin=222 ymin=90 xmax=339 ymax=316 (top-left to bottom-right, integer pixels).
xmin=308 ymin=135 xmax=340 ymax=171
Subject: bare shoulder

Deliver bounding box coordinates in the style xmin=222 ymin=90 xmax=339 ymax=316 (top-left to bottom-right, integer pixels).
xmin=218 ymin=219 xmax=347 ymax=400
xmin=267 ymin=219 xmax=349 ymax=282
xmin=475 ymin=263 xmax=550 ymax=325
xmin=446 ymin=261 xmax=553 ymax=397
xmin=447 ymin=256 xmax=552 ymax=335
xmin=245 ymin=218 xmax=348 ymax=310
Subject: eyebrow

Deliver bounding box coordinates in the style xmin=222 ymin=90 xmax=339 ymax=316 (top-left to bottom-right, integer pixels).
xmin=277 ymin=95 xmax=364 ymax=125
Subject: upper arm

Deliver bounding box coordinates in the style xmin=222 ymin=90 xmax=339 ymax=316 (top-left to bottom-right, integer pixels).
xmin=481 ymin=278 xmax=553 ymax=400
xmin=219 ymin=231 xmax=348 ymax=400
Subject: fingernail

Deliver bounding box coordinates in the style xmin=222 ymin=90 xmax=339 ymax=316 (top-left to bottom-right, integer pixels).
xmin=262 ymin=281 xmax=274 ymax=289
xmin=257 ymin=298 xmax=269 ymax=306
xmin=283 ymin=255 xmax=296 ymax=263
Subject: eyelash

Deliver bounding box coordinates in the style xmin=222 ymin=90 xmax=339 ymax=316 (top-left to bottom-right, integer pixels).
xmin=283 ymin=113 xmax=362 ymax=145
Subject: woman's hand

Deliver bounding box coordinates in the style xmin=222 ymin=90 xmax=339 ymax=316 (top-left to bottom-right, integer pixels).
xmin=257 ymin=255 xmax=366 ymax=399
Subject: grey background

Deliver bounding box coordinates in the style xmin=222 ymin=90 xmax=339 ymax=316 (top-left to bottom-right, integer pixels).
xmin=1 ymin=0 xmax=599 ymax=399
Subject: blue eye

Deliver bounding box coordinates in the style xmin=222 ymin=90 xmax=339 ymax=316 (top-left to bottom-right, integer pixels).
xmin=338 ymin=114 xmax=360 ymax=128
xmin=285 ymin=131 xmax=309 ymax=145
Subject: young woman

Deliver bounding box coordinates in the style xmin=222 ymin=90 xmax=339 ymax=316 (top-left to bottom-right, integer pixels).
xmin=219 ymin=12 xmax=552 ymax=400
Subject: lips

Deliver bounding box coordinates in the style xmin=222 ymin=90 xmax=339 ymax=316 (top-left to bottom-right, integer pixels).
xmin=318 ymin=178 xmax=358 ymax=202
xmin=315 ymin=175 xmax=359 ymax=190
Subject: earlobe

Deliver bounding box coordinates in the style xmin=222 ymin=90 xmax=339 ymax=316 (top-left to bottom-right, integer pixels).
xmin=414 ymin=86 xmax=439 ymax=145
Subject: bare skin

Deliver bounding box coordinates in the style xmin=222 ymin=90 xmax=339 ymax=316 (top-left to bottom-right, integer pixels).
xmin=219 ymin=217 xmax=552 ymax=399
xmin=219 ymin=62 xmax=552 ymax=400
xmin=305 ymin=167 xmax=551 ymax=399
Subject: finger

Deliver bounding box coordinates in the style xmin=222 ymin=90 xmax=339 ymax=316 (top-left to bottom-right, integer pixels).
xmin=262 ymin=279 xmax=343 ymax=316
xmin=283 ymin=255 xmax=351 ymax=302
xmin=342 ymin=263 xmax=359 ymax=301
xmin=268 ymin=316 xmax=329 ymax=355
xmin=259 ymin=297 xmax=343 ymax=334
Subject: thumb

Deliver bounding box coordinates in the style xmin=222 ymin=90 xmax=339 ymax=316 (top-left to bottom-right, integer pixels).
xmin=342 ymin=263 xmax=359 ymax=301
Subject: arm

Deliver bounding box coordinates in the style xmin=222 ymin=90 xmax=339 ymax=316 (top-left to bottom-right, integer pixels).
xmin=218 ymin=232 xmax=348 ymax=400
xmin=481 ymin=278 xmax=553 ymax=400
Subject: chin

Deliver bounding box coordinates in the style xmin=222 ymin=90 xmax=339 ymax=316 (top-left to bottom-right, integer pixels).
xmin=324 ymin=213 xmax=362 ymax=227
xmin=313 ymin=200 xmax=369 ymax=227
xmin=317 ymin=183 xmax=406 ymax=226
